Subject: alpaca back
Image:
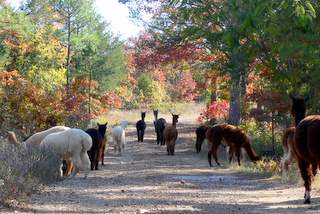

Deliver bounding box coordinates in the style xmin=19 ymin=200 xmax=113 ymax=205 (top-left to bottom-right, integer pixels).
xmin=40 ymin=128 xmax=92 ymax=157
xmin=164 ymin=125 xmax=178 ymax=145
xmin=112 ymin=126 xmax=125 ymax=143
xmin=25 ymin=126 xmax=70 ymax=147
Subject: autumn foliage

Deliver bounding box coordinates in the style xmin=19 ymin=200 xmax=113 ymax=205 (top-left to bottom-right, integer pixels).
xmin=197 ymin=100 xmax=230 ymax=123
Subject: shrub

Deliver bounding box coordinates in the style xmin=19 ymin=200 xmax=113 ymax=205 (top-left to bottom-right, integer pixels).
xmin=240 ymin=119 xmax=283 ymax=157
xmin=0 ymin=141 xmax=61 ymax=206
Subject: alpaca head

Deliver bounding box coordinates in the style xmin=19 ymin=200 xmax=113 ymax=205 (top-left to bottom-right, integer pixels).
xmin=120 ymin=120 xmax=128 ymax=129
xmin=171 ymin=113 xmax=179 ymax=125
xmin=97 ymin=122 xmax=108 ymax=137
xmin=290 ymin=95 xmax=308 ymax=125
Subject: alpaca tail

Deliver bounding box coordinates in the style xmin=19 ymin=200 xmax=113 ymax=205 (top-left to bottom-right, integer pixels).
xmin=243 ymin=142 xmax=260 ymax=162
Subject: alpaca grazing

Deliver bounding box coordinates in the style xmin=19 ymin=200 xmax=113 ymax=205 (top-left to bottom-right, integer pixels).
xmin=112 ymin=121 xmax=128 ymax=155
xmin=164 ymin=114 xmax=179 ymax=155
xmin=86 ymin=122 xmax=108 ymax=170
xmin=195 ymin=125 xmax=210 ymax=153
xmin=40 ymin=128 xmax=92 ymax=178
xmin=7 ymin=126 xmax=70 ymax=147
xmin=280 ymin=127 xmax=295 ymax=171
xmin=153 ymin=110 xmax=166 ymax=145
xmin=290 ymin=95 xmax=320 ymax=204
xmin=206 ymin=124 xmax=260 ymax=167
xmin=136 ymin=112 xmax=146 ymax=142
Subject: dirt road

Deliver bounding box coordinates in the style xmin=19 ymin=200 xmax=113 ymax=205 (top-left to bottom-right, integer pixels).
xmin=3 ymin=122 xmax=320 ymax=213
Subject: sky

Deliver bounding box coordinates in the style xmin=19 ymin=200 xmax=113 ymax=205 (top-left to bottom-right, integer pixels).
xmin=9 ymin=0 xmax=143 ymax=40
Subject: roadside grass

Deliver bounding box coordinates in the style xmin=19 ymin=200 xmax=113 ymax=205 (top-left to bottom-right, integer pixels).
xmin=95 ymin=102 xmax=205 ymax=126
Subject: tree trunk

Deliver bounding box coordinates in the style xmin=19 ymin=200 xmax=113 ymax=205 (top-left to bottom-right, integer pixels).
xmin=228 ymin=73 xmax=241 ymax=125
xmin=66 ymin=12 xmax=71 ymax=97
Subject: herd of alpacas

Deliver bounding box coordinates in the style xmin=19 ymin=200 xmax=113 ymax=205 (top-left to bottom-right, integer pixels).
xmin=5 ymin=95 xmax=319 ymax=204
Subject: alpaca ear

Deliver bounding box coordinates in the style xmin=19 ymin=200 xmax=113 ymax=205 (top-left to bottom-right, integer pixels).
xmin=105 ymin=122 xmax=108 ymax=126
xmin=304 ymin=95 xmax=310 ymax=102
xmin=97 ymin=123 xmax=100 ymax=127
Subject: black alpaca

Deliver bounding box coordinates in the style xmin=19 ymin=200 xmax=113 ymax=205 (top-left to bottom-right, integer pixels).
xmin=195 ymin=125 xmax=210 ymax=153
xmin=153 ymin=110 xmax=166 ymax=145
xmin=136 ymin=112 xmax=146 ymax=142
xmin=86 ymin=122 xmax=108 ymax=170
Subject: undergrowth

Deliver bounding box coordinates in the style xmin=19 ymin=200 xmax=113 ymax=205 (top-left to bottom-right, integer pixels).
xmin=0 ymin=141 xmax=61 ymax=207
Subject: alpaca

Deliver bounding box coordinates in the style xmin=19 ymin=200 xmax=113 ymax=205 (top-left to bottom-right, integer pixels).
xmin=153 ymin=110 xmax=166 ymax=145
xmin=86 ymin=122 xmax=108 ymax=170
xmin=206 ymin=124 xmax=260 ymax=167
xmin=112 ymin=121 xmax=128 ymax=155
xmin=280 ymin=127 xmax=295 ymax=171
xmin=290 ymin=95 xmax=320 ymax=204
xmin=163 ymin=114 xmax=179 ymax=155
xmin=136 ymin=112 xmax=146 ymax=142
xmin=7 ymin=126 xmax=70 ymax=147
xmin=40 ymin=128 xmax=92 ymax=178
xmin=195 ymin=125 xmax=210 ymax=153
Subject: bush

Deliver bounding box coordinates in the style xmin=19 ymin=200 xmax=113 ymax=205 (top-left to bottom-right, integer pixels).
xmin=0 ymin=141 xmax=61 ymax=206
xmin=240 ymin=119 xmax=283 ymax=157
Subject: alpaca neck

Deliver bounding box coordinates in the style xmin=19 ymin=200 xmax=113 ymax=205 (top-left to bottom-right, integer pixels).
xmin=294 ymin=112 xmax=305 ymax=127
xmin=243 ymin=142 xmax=260 ymax=162
xmin=172 ymin=120 xmax=177 ymax=127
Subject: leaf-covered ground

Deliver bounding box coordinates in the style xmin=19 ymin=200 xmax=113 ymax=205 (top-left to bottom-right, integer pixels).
xmin=2 ymin=120 xmax=320 ymax=214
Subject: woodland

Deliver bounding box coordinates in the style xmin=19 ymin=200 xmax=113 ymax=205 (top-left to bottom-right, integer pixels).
xmin=1 ymin=0 xmax=320 ymax=210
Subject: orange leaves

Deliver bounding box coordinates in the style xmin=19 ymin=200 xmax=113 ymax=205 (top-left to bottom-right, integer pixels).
xmin=101 ymin=91 xmax=122 ymax=109
xmin=0 ymin=70 xmax=20 ymax=86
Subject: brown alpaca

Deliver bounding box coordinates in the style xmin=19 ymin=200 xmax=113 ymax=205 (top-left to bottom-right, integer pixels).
xmin=290 ymin=95 xmax=320 ymax=204
xmin=280 ymin=127 xmax=295 ymax=171
xmin=206 ymin=124 xmax=260 ymax=166
xmin=163 ymin=114 xmax=179 ymax=155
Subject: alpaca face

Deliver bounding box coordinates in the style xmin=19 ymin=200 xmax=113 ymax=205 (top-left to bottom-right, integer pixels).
xmin=172 ymin=114 xmax=179 ymax=124
xmin=97 ymin=122 xmax=108 ymax=137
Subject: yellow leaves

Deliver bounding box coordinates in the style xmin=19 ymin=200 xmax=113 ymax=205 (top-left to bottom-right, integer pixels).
xmin=27 ymin=66 xmax=66 ymax=91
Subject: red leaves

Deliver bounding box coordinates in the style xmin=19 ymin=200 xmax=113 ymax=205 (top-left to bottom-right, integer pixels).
xmin=175 ymin=72 xmax=197 ymax=102
xmin=198 ymin=100 xmax=230 ymax=123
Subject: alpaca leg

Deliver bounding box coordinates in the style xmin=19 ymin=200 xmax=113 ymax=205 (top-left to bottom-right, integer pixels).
xmin=298 ymin=159 xmax=312 ymax=204
xmin=141 ymin=130 xmax=144 ymax=142
xmin=137 ymin=129 xmax=140 ymax=142
xmin=101 ymin=145 xmax=105 ymax=165
xmin=156 ymin=132 xmax=160 ymax=144
xmin=212 ymin=144 xmax=221 ymax=166
xmin=208 ymin=150 xmax=213 ymax=167
xmin=172 ymin=144 xmax=175 ymax=155
xmin=228 ymin=147 xmax=233 ymax=164
xmin=70 ymin=155 xmax=82 ymax=178
xmin=95 ymin=154 xmax=99 ymax=170
xmin=235 ymin=147 xmax=241 ymax=166
xmin=312 ymin=162 xmax=317 ymax=177
xmin=80 ymin=152 xmax=91 ymax=179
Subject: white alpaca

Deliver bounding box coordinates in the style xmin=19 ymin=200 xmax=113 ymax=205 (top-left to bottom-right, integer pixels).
xmin=112 ymin=121 xmax=128 ymax=155
xmin=40 ymin=128 xmax=92 ymax=178
xmin=7 ymin=126 xmax=70 ymax=148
